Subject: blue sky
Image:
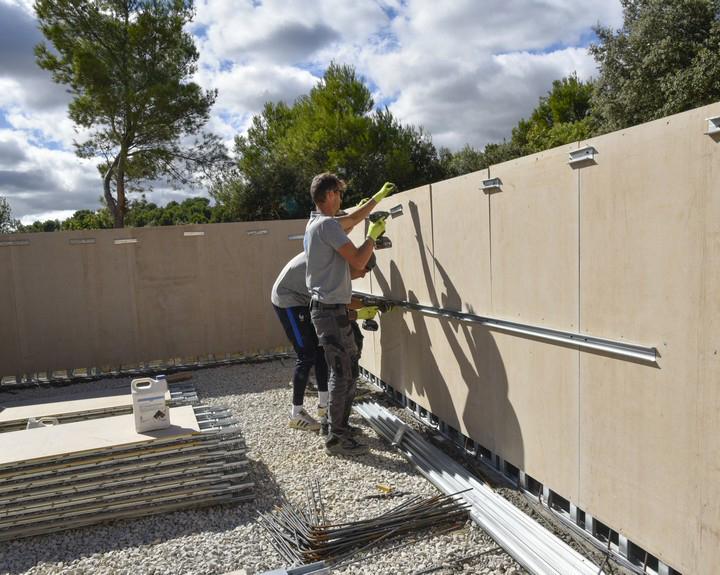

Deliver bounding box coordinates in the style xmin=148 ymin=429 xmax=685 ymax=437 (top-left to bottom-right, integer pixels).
xmin=0 ymin=0 xmax=624 ymax=224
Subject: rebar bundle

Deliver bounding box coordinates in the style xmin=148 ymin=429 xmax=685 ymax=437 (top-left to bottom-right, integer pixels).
xmin=258 ymin=481 xmax=470 ymax=566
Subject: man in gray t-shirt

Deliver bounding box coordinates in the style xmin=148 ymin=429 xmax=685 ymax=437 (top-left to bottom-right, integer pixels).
xmin=304 ymin=172 xmax=395 ymax=456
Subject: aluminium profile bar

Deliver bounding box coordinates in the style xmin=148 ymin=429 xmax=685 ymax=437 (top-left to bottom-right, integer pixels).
xmin=353 ymin=291 xmax=656 ymax=363
xmin=354 ymin=401 xmax=606 ymax=575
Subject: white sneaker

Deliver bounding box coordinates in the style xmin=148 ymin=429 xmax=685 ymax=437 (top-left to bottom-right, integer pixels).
xmin=289 ymin=409 xmax=321 ymax=431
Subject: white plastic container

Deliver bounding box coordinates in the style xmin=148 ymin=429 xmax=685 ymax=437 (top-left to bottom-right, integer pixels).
xmin=131 ymin=376 xmax=171 ymax=432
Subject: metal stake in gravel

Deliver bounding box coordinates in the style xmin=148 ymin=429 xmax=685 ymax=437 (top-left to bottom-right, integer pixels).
xmin=258 ymin=485 xmax=470 ymax=566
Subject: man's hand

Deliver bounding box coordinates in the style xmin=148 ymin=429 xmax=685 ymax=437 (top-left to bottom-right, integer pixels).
xmin=356 ymin=306 xmax=378 ymax=320
xmin=367 ymin=216 xmax=386 ymax=241
xmin=372 ymin=182 xmax=396 ymax=204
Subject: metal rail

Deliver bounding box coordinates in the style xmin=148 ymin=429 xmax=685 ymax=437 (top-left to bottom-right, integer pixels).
xmin=353 ymin=291 xmax=657 ymax=363
xmin=354 ymin=400 xmax=606 ymax=575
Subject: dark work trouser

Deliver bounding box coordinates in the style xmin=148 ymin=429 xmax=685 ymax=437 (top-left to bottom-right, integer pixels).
xmin=273 ymin=303 xmax=328 ymax=406
xmin=310 ymin=301 xmax=358 ymax=439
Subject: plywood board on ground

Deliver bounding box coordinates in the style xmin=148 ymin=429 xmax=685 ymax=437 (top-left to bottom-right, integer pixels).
xmin=0 ymin=404 xmax=200 ymax=465
xmin=0 ymin=386 xmax=171 ymax=422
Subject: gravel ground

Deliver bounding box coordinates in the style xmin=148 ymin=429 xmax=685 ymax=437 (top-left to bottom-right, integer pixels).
xmin=0 ymin=359 xmax=521 ymax=575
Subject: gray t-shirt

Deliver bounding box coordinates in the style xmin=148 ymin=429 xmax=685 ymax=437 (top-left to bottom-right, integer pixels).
xmin=271 ymin=252 xmax=310 ymax=308
xmin=304 ymin=211 xmax=351 ymax=304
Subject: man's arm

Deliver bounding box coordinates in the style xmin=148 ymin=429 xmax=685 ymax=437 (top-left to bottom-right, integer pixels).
xmin=337 ymin=237 xmax=375 ymax=270
xmin=337 ymin=183 xmax=396 ymax=232
xmin=337 ymin=199 xmax=377 ymax=232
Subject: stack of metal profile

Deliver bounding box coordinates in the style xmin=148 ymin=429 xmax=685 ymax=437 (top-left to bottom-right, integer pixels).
xmin=0 ymin=404 xmax=253 ymax=541
xmin=354 ymin=401 xmax=605 ymax=575
xmin=0 ymin=380 xmax=199 ymax=433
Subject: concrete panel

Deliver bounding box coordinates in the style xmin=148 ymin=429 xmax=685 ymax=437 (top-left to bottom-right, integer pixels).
xmin=698 ymin=113 xmax=720 ymax=575
xmin=491 ymin=333 xmax=578 ymax=499
xmin=132 ymin=226 xmax=205 ymax=361
xmin=368 ymin=186 xmax=436 ymax=397
xmin=486 ymin=147 xmax=580 ymax=500
xmin=0 ymin=220 xmax=307 ymax=378
xmin=9 ymin=232 xmax=96 ymax=373
xmin=89 ymin=229 xmax=140 ymax=367
xmin=431 ymin=171 xmax=492 ymax=315
xmin=0 ymin=245 xmax=21 ymax=376
xmin=578 ymin=103 xmax=720 ymax=573
xmin=257 ymin=220 xmax=308 ymax=350
xmin=490 ymin=146 xmax=579 ymax=330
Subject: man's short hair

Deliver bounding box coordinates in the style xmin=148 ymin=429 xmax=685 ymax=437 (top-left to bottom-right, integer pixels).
xmin=310 ymin=172 xmax=345 ymax=204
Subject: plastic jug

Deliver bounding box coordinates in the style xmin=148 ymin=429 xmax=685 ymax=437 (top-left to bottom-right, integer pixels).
xmin=131 ymin=376 xmax=171 ymax=432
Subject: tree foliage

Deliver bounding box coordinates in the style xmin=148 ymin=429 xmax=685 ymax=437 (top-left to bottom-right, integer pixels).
xmin=213 ymin=64 xmax=443 ymax=221
xmin=439 ymin=73 xmax=594 ymax=178
xmin=16 ymin=197 xmax=229 ymax=232
xmin=590 ymin=0 xmax=720 ymax=133
xmin=0 ymin=197 xmax=20 ymax=234
xmin=34 ymin=0 xmax=228 ymax=228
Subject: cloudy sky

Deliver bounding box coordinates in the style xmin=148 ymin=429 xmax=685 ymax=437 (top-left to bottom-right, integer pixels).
xmin=0 ymin=0 xmax=623 ymax=224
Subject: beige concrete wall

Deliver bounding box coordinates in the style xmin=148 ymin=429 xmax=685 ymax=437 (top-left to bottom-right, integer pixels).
xmin=0 ymin=220 xmax=306 ymax=378
xmin=351 ymin=102 xmax=720 ymax=574
xmin=3 ymin=102 xmax=719 ymax=573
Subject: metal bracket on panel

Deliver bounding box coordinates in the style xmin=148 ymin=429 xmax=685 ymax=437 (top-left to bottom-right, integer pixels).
xmin=288 ymin=234 xmax=303 ymax=241
xmin=481 ymin=177 xmax=502 ymax=193
xmin=183 ymin=231 xmax=204 ymax=237
xmin=568 ymin=145 xmax=596 ymax=165
xmin=114 ymin=238 xmax=137 ymax=245
xmin=246 ymin=229 xmax=268 ymax=236
xmin=705 ymin=116 xmax=720 ymax=136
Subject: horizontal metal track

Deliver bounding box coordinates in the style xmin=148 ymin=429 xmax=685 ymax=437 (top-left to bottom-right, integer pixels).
xmin=353 ymin=291 xmax=657 ymax=363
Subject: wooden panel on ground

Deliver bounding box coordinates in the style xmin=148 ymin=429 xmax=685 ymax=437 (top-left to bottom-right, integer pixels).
xmin=0 ymin=404 xmax=200 ymax=465
xmin=577 ymin=103 xmax=720 ymax=574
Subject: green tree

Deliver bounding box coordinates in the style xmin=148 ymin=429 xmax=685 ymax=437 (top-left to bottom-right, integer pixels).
xmin=34 ymin=0 xmax=228 ymax=228
xmin=214 ymin=63 xmax=443 ymax=221
xmin=61 ymin=209 xmax=112 ymax=230
xmin=590 ymin=0 xmax=720 ymax=133
xmin=0 ymin=197 xmax=19 ymax=234
xmin=16 ymin=219 xmax=61 ymax=233
xmin=511 ymin=73 xmax=594 ymax=153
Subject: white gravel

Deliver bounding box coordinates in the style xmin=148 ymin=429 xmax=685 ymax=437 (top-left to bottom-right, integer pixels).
xmin=0 ymin=359 xmax=523 ymax=575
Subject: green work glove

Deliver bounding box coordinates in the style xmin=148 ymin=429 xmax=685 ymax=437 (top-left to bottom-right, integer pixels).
xmin=356 ymin=198 xmax=370 ymax=207
xmin=367 ymin=216 xmax=386 ymax=241
xmin=372 ymin=182 xmax=396 ymax=204
xmin=356 ymin=306 xmax=378 ymax=320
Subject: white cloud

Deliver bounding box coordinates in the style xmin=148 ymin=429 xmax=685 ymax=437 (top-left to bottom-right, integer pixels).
xmin=0 ymin=0 xmax=626 ymax=221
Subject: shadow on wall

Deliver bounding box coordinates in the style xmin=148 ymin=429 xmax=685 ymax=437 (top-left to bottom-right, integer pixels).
xmin=372 ymin=199 xmax=523 ymax=468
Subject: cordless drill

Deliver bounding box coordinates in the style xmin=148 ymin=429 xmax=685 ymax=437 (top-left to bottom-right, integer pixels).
xmin=358 ymin=295 xmax=394 ymax=331
xmin=368 ymin=204 xmax=404 ymax=249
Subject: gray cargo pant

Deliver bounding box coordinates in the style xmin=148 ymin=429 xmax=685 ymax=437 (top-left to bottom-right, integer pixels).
xmin=310 ymin=301 xmax=358 ymax=439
